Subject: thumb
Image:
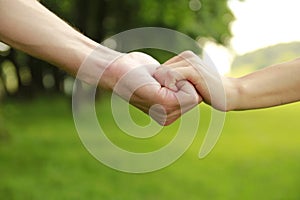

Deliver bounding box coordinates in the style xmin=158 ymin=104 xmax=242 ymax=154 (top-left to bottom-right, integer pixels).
xmin=153 ymin=66 xmax=185 ymax=91
xmin=176 ymin=80 xmax=202 ymax=107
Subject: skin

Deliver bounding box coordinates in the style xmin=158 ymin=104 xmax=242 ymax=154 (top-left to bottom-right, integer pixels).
xmin=154 ymin=50 xmax=300 ymax=112
xmin=0 ymin=0 xmax=201 ymax=125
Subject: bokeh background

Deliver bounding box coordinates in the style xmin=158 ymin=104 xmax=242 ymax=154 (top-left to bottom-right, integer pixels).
xmin=1 ymin=0 xmax=300 ymax=199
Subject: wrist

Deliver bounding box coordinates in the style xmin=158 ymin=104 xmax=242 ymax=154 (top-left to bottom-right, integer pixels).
xmin=223 ymin=77 xmax=242 ymax=111
xmin=93 ymin=46 xmax=125 ymax=90
xmin=64 ymin=35 xmax=99 ymax=74
xmin=74 ymin=39 xmax=124 ymax=89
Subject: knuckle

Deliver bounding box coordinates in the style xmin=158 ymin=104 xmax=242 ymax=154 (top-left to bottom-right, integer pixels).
xmin=166 ymin=69 xmax=175 ymax=79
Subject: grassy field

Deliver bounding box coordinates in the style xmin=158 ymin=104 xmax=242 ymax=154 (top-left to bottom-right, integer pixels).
xmin=1 ymin=94 xmax=300 ymax=199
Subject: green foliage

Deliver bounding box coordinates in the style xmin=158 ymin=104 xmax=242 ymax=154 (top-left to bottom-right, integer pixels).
xmin=1 ymin=96 xmax=300 ymax=199
xmin=136 ymin=0 xmax=234 ymax=45
xmin=41 ymin=0 xmax=234 ymax=44
xmin=40 ymin=0 xmax=73 ymax=22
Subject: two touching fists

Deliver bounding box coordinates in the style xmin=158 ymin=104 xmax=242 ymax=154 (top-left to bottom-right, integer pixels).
xmin=106 ymin=50 xmax=227 ymax=126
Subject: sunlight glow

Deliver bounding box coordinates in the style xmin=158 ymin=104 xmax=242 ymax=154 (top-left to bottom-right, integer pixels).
xmin=204 ymin=0 xmax=300 ymax=74
xmin=229 ymin=0 xmax=300 ymax=55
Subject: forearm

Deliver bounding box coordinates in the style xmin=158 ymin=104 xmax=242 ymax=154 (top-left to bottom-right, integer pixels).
xmin=0 ymin=0 xmax=121 ymax=85
xmin=0 ymin=0 xmax=192 ymax=125
xmin=228 ymin=58 xmax=300 ymax=110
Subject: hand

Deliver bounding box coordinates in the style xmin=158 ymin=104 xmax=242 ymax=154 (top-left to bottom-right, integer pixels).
xmin=154 ymin=51 xmax=231 ymax=111
xmin=105 ymin=52 xmax=202 ymax=125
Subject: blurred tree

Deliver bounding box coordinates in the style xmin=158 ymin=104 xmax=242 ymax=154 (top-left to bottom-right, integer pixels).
xmin=138 ymin=0 xmax=233 ymax=44
xmin=0 ymin=0 xmax=234 ymax=99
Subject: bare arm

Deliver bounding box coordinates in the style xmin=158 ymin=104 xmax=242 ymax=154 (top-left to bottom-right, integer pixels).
xmin=155 ymin=51 xmax=300 ymax=111
xmin=230 ymin=58 xmax=300 ymax=110
xmin=0 ymin=0 xmax=121 ymax=86
xmin=0 ymin=0 xmax=201 ymax=125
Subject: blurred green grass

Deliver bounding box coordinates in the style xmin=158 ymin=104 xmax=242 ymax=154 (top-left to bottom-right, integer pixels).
xmin=1 ymin=95 xmax=300 ymax=199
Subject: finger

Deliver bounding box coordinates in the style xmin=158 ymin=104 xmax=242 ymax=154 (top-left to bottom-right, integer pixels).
xmin=177 ymin=80 xmax=201 ymax=101
xmin=163 ymin=59 xmax=190 ymax=69
xmin=168 ymin=52 xmax=209 ymax=74
xmin=164 ymin=55 xmax=184 ymax=65
xmin=114 ymin=64 xmax=160 ymax=102
xmin=163 ymin=50 xmax=195 ymax=65
xmin=175 ymin=80 xmax=202 ymax=113
xmin=154 ymin=65 xmax=202 ymax=93
xmin=153 ymin=66 xmax=180 ymax=91
xmin=173 ymin=67 xmax=198 ymax=81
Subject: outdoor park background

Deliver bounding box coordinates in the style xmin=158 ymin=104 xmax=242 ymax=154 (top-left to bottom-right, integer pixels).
xmin=1 ymin=0 xmax=300 ymax=199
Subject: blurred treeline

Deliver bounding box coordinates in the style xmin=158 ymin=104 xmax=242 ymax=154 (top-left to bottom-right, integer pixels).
xmin=232 ymin=42 xmax=300 ymax=76
xmin=0 ymin=0 xmax=234 ymax=99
